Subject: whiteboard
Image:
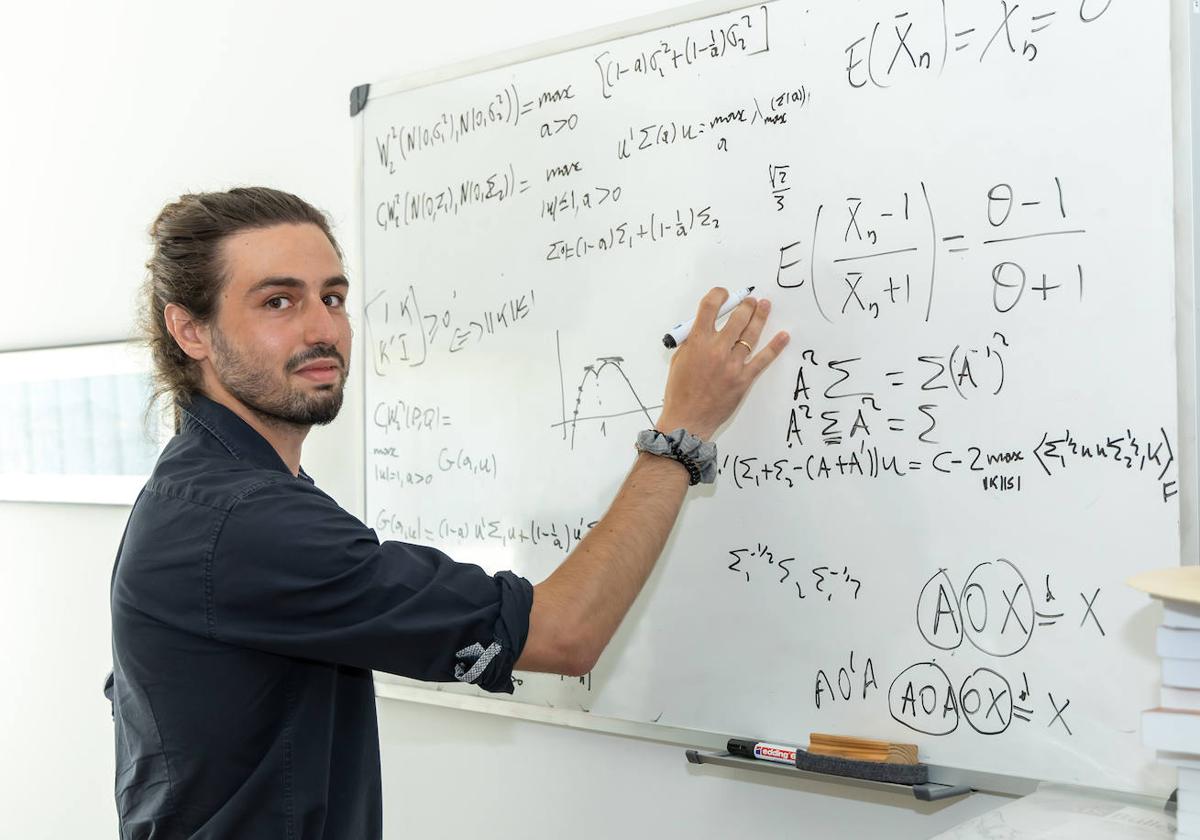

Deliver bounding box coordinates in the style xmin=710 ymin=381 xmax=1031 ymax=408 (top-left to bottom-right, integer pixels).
xmin=358 ymin=0 xmax=1187 ymax=795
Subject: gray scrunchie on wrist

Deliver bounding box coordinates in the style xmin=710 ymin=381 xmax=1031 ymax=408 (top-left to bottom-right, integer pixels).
xmin=634 ymin=428 xmax=718 ymax=486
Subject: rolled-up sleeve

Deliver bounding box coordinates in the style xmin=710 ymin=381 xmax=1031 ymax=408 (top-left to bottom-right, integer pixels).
xmin=208 ymin=479 xmax=532 ymax=694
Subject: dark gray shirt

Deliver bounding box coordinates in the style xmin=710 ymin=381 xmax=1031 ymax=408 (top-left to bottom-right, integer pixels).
xmin=108 ymin=394 xmax=532 ymax=838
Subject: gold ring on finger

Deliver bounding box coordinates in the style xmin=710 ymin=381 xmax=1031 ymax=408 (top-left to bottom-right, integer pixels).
xmin=735 ymin=339 xmax=753 ymax=353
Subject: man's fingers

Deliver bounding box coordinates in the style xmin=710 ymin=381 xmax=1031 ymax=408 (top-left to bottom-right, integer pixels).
xmin=745 ymin=331 xmax=790 ymax=379
xmin=719 ymin=298 xmax=757 ymax=341
xmin=734 ymin=299 xmax=771 ymax=351
xmin=693 ymin=287 xmax=729 ymax=335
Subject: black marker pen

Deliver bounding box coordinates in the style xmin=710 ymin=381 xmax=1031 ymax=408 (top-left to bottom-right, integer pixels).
xmin=727 ymin=737 xmax=799 ymax=765
xmin=662 ymin=286 xmax=755 ymax=348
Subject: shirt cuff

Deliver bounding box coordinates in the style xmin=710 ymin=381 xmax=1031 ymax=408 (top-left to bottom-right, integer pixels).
xmin=453 ymin=571 xmax=533 ymax=694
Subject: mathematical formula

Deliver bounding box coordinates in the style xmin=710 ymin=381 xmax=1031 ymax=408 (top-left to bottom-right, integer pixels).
xmin=845 ymin=1 xmax=1117 ymax=91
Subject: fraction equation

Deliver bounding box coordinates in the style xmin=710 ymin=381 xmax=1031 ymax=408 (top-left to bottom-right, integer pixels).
xmin=775 ymin=178 xmax=1087 ymax=324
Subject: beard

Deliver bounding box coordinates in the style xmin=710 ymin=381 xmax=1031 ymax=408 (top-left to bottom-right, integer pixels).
xmin=209 ymin=325 xmax=346 ymax=429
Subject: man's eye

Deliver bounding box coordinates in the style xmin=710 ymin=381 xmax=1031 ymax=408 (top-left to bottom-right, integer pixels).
xmin=266 ymin=296 xmax=292 ymax=310
xmin=323 ymin=294 xmax=345 ymax=308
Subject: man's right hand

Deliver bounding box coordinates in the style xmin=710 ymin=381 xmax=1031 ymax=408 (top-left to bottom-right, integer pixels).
xmin=656 ymin=287 xmax=790 ymax=440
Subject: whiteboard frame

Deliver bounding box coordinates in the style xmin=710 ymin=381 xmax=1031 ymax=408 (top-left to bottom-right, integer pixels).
xmin=1182 ymin=2 xmax=1199 ymax=569
xmin=356 ymin=0 xmax=1196 ymax=799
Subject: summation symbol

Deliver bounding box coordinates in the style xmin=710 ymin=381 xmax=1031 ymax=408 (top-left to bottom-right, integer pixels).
xmin=551 ymin=331 xmax=660 ymax=449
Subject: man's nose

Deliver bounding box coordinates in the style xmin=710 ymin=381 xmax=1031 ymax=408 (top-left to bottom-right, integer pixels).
xmin=303 ymin=296 xmax=341 ymax=347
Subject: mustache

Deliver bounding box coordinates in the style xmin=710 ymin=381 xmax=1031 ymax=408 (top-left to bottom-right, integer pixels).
xmin=287 ymin=345 xmax=346 ymax=373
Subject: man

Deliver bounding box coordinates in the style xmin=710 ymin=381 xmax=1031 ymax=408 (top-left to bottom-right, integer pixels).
xmin=108 ymin=187 xmax=788 ymax=838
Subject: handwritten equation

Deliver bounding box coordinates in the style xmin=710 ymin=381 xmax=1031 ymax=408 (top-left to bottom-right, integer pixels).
xmin=812 ymin=656 xmax=1075 ymax=738
xmin=879 ymin=556 xmax=1103 ymax=736
xmin=373 ymin=81 xmax=584 ymax=169
xmin=364 ymin=285 xmax=536 ymax=374
xmin=544 ymin=205 xmax=720 ymax=263
xmin=375 ymin=163 xmax=528 ymax=230
xmin=721 ymin=422 xmax=1175 ymax=501
xmin=887 ymin=661 xmax=1074 ymax=737
xmin=786 ymin=338 xmax=1011 ymax=443
xmin=371 ymin=400 xmax=453 ymax=435
xmin=541 ymin=184 xmax=624 ymax=222
xmin=916 ymin=559 xmax=1100 ymax=658
xmin=373 ymin=83 xmax=523 ymax=169
xmin=373 ymin=510 xmax=597 ymax=554
xmin=724 ymin=542 xmax=863 ymax=603
xmin=615 ymin=84 xmax=806 ymax=159
xmin=595 ymin=5 xmax=771 ymax=99
xmin=808 ymin=556 xmax=1095 ymax=737
xmin=370 ymin=446 xmax=498 ymax=487
xmin=845 ymin=0 xmax=1116 ymax=90
xmin=776 ymin=178 xmax=1087 ymax=324
xmin=814 ymin=651 xmax=879 ymax=709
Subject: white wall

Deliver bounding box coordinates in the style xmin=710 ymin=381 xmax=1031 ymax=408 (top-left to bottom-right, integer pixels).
xmin=0 ymin=2 xmax=1010 ymax=836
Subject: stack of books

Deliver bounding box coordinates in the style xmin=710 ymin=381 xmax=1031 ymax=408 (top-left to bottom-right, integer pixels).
xmin=1131 ymin=567 xmax=1200 ymax=838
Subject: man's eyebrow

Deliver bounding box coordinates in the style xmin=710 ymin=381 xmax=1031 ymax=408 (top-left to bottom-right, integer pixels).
xmin=245 ymin=276 xmax=350 ymax=296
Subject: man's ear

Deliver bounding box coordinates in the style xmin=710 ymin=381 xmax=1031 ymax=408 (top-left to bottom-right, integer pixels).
xmin=164 ymin=303 xmax=210 ymax=362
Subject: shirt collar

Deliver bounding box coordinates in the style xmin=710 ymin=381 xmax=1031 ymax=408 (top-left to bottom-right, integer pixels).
xmin=179 ymin=393 xmax=314 ymax=482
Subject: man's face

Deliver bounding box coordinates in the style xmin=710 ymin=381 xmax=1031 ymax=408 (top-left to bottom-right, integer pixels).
xmin=206 ymin=223 xmax=351 ymax=428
